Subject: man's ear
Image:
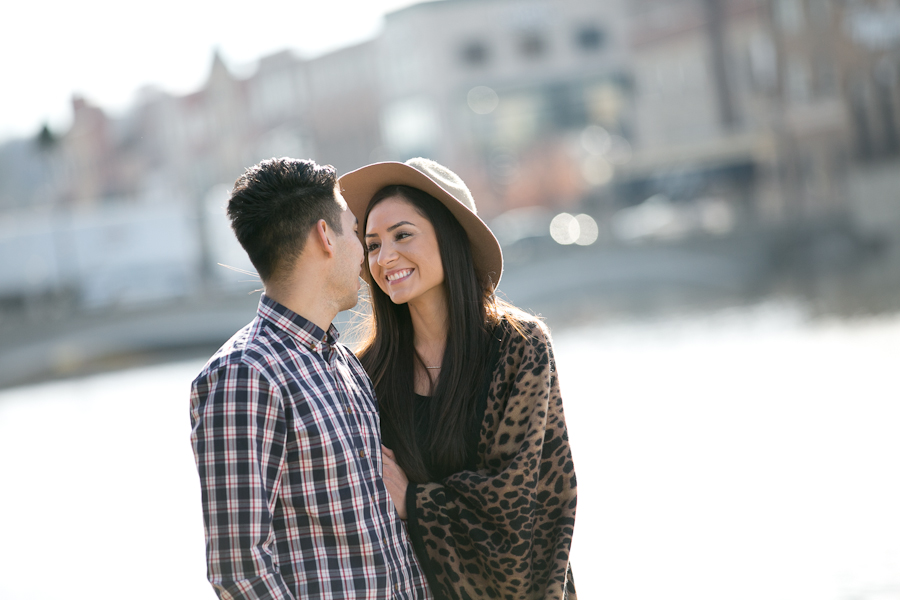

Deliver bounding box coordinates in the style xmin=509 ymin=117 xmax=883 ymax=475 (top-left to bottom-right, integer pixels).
xmin=310 ymin=219 xmax=336 ymax=258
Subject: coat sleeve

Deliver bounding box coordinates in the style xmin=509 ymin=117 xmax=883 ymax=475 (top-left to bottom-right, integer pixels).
xmin=190 ymin=361 xmax=296 ymax=600
xmin=405 ymin=320 xmax=577 ymax=600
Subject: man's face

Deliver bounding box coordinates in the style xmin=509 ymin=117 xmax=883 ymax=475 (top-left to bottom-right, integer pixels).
xmin=331 ymin=188 xmax=364 ymax=312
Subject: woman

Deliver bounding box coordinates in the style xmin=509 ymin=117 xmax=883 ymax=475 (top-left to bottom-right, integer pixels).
xmin=339 ymin=158 xmax=577 ymax=600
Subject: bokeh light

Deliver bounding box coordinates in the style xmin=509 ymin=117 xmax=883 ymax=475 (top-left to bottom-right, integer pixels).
xmin=582 ymin=156 xmax=614 ymax=186
xmin=467 ymin=86 xmax=500 ymax=115
xmin=581 ymin=125 xmax=612 ymax=155
xmin=574 ymin=214 xmax=599 ymax=246
xmin=549 ymin=213 xmax=580 ymax=245
xmin=550 ymin=213 xmax=599 ymax=246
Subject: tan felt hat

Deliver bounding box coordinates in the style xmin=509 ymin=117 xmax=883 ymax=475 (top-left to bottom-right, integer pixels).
xmin=339 ymin=157 xmax=503 ymax=290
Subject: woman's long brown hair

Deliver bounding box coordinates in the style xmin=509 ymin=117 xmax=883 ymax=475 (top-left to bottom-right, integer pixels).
xmin=356 ymin=184 xmax=501 ymax=483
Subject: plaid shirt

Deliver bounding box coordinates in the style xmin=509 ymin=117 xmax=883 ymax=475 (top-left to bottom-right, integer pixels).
xmin=190 ymin=294 xmax=430 ymax=600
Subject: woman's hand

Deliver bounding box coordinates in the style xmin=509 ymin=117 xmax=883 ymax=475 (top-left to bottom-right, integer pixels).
xmin=381 ymin=445 xmax=409 ymax=520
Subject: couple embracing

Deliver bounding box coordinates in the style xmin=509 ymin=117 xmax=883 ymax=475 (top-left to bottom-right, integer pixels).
xmin=189 ymin=157 xmax=577 ymax=600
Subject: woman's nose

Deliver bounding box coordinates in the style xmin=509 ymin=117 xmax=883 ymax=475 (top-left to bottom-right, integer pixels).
xmin=376 ymin=244 xmax=397 ymax=266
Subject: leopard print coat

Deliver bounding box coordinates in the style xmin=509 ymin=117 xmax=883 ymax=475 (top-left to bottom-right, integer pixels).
xmin=404 ymin=316 xmax=577 ymax=600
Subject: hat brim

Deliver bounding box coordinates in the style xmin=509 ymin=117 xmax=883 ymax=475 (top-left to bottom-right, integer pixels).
xmin=339 ymin=161 xmax=503 ymax=290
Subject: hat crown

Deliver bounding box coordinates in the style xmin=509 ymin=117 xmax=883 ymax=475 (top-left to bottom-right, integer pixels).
xmin=406 ymin=157 xmax=477 ymax=215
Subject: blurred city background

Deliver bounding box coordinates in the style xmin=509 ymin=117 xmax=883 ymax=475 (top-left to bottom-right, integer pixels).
xmin=1 ymin=0 xmax=898 ymax=599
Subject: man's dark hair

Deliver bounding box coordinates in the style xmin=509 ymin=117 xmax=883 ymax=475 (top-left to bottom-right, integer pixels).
xmin=227 ymin=157 xmax=342 ymax=283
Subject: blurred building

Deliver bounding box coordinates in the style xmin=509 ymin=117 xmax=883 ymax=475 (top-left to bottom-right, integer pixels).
xmin=0 ymin=0 xmax=898 ymax=308
xmin=622 ymin=0 xmax=769 ymax=224
xmin=2 ymin=0 xmax=630 ymax=213
xmin=624 ymin=0 xmax=858 ymax=224
xmin=371 ymin=0 xmax=631 ymax=215
xmin=606 ymin=0 xmax=900 ymax=247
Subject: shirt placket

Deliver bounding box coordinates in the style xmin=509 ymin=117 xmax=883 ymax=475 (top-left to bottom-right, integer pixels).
xmin=318 ymin=343 xmax=364 ymax=459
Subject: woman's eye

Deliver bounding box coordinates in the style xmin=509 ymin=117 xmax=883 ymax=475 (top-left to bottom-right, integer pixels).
xmin=395 ymin=231 xmax=411 ymax=241
xmin=366 ymin=243 xmax=380 ymax=252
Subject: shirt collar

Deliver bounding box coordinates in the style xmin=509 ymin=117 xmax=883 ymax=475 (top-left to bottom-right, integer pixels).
xmin=257 ymin=294 xmax=341 ymax=352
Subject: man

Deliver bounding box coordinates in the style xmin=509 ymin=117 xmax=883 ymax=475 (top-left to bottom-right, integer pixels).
xmin=190 ymin=158 xmax=430 ymax=600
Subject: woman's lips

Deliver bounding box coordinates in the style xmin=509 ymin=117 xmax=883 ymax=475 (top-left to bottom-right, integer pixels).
xmin=386 ymin=268 xmax=413 ymax=284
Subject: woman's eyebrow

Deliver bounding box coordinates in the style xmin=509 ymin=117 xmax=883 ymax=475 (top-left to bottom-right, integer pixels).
xmin=365 ymin=220 xmax=416 ymax=238
xmin=387 ymin=220 xmax=415 ymax=232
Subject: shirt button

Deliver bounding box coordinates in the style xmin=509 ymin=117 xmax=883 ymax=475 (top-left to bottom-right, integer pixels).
xmin=346 ymin=406 xmax=352 ymax=414
xmin=359 ymin=449 xmax=365 ymax=458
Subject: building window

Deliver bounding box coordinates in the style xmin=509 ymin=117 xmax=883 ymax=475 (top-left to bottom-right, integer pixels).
xmin=544 ymin=83 xmax=587 ymax=128
xmin=812 ymin=56 xmax=837 ymax=97
xmin=787 ymin=58 xmax=811 ymax=103
xmin=748 ymin=32 xmax=777 ymax=91
xmin=808 ymin=0 xmax=832 ymax=28
xmin=461 ymin=41 xmax=489 ymax=66
xmin=519 ymin=32 xmax=546 ymax=59
xmin=575 ymin=26 xmax=605 ymax=51
xmin=775 ymin=0 xmax=805 ymax=33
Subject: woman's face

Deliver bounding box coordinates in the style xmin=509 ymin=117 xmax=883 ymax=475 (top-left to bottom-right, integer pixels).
xmin=365 ymin=195 xmax=445 ymax=306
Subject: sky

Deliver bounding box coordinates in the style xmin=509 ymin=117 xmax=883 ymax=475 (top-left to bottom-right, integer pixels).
xmin=0 ymin=0 xmax=426 ymax=143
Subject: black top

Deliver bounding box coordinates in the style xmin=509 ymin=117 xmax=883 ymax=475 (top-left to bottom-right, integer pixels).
xmin=385 ymin=322 xmax=505 ymax=482
xmin=413 ymin=391 xmax=490 ymax=480
xmin=412 ymin=394 xmax=457 ymax=480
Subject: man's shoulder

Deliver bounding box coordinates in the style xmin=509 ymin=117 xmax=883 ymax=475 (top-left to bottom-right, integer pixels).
xmin=194 ymin=318 xmax=280 ymax=382
xmin=333 ymin=340 xmax=362 ymax=365
xmin=333 ymin=341 xmax=371 ymax=377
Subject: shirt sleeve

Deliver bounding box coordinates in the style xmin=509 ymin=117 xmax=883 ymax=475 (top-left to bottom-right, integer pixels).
xmin=405 ymin=320 xmax=578 ymax=600
xmin=190 ymin=361 xmax=296 ymax=600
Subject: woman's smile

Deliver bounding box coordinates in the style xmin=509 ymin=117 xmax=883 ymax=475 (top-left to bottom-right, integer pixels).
xmin=386 ymin=268 xmax=414 ymax=284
